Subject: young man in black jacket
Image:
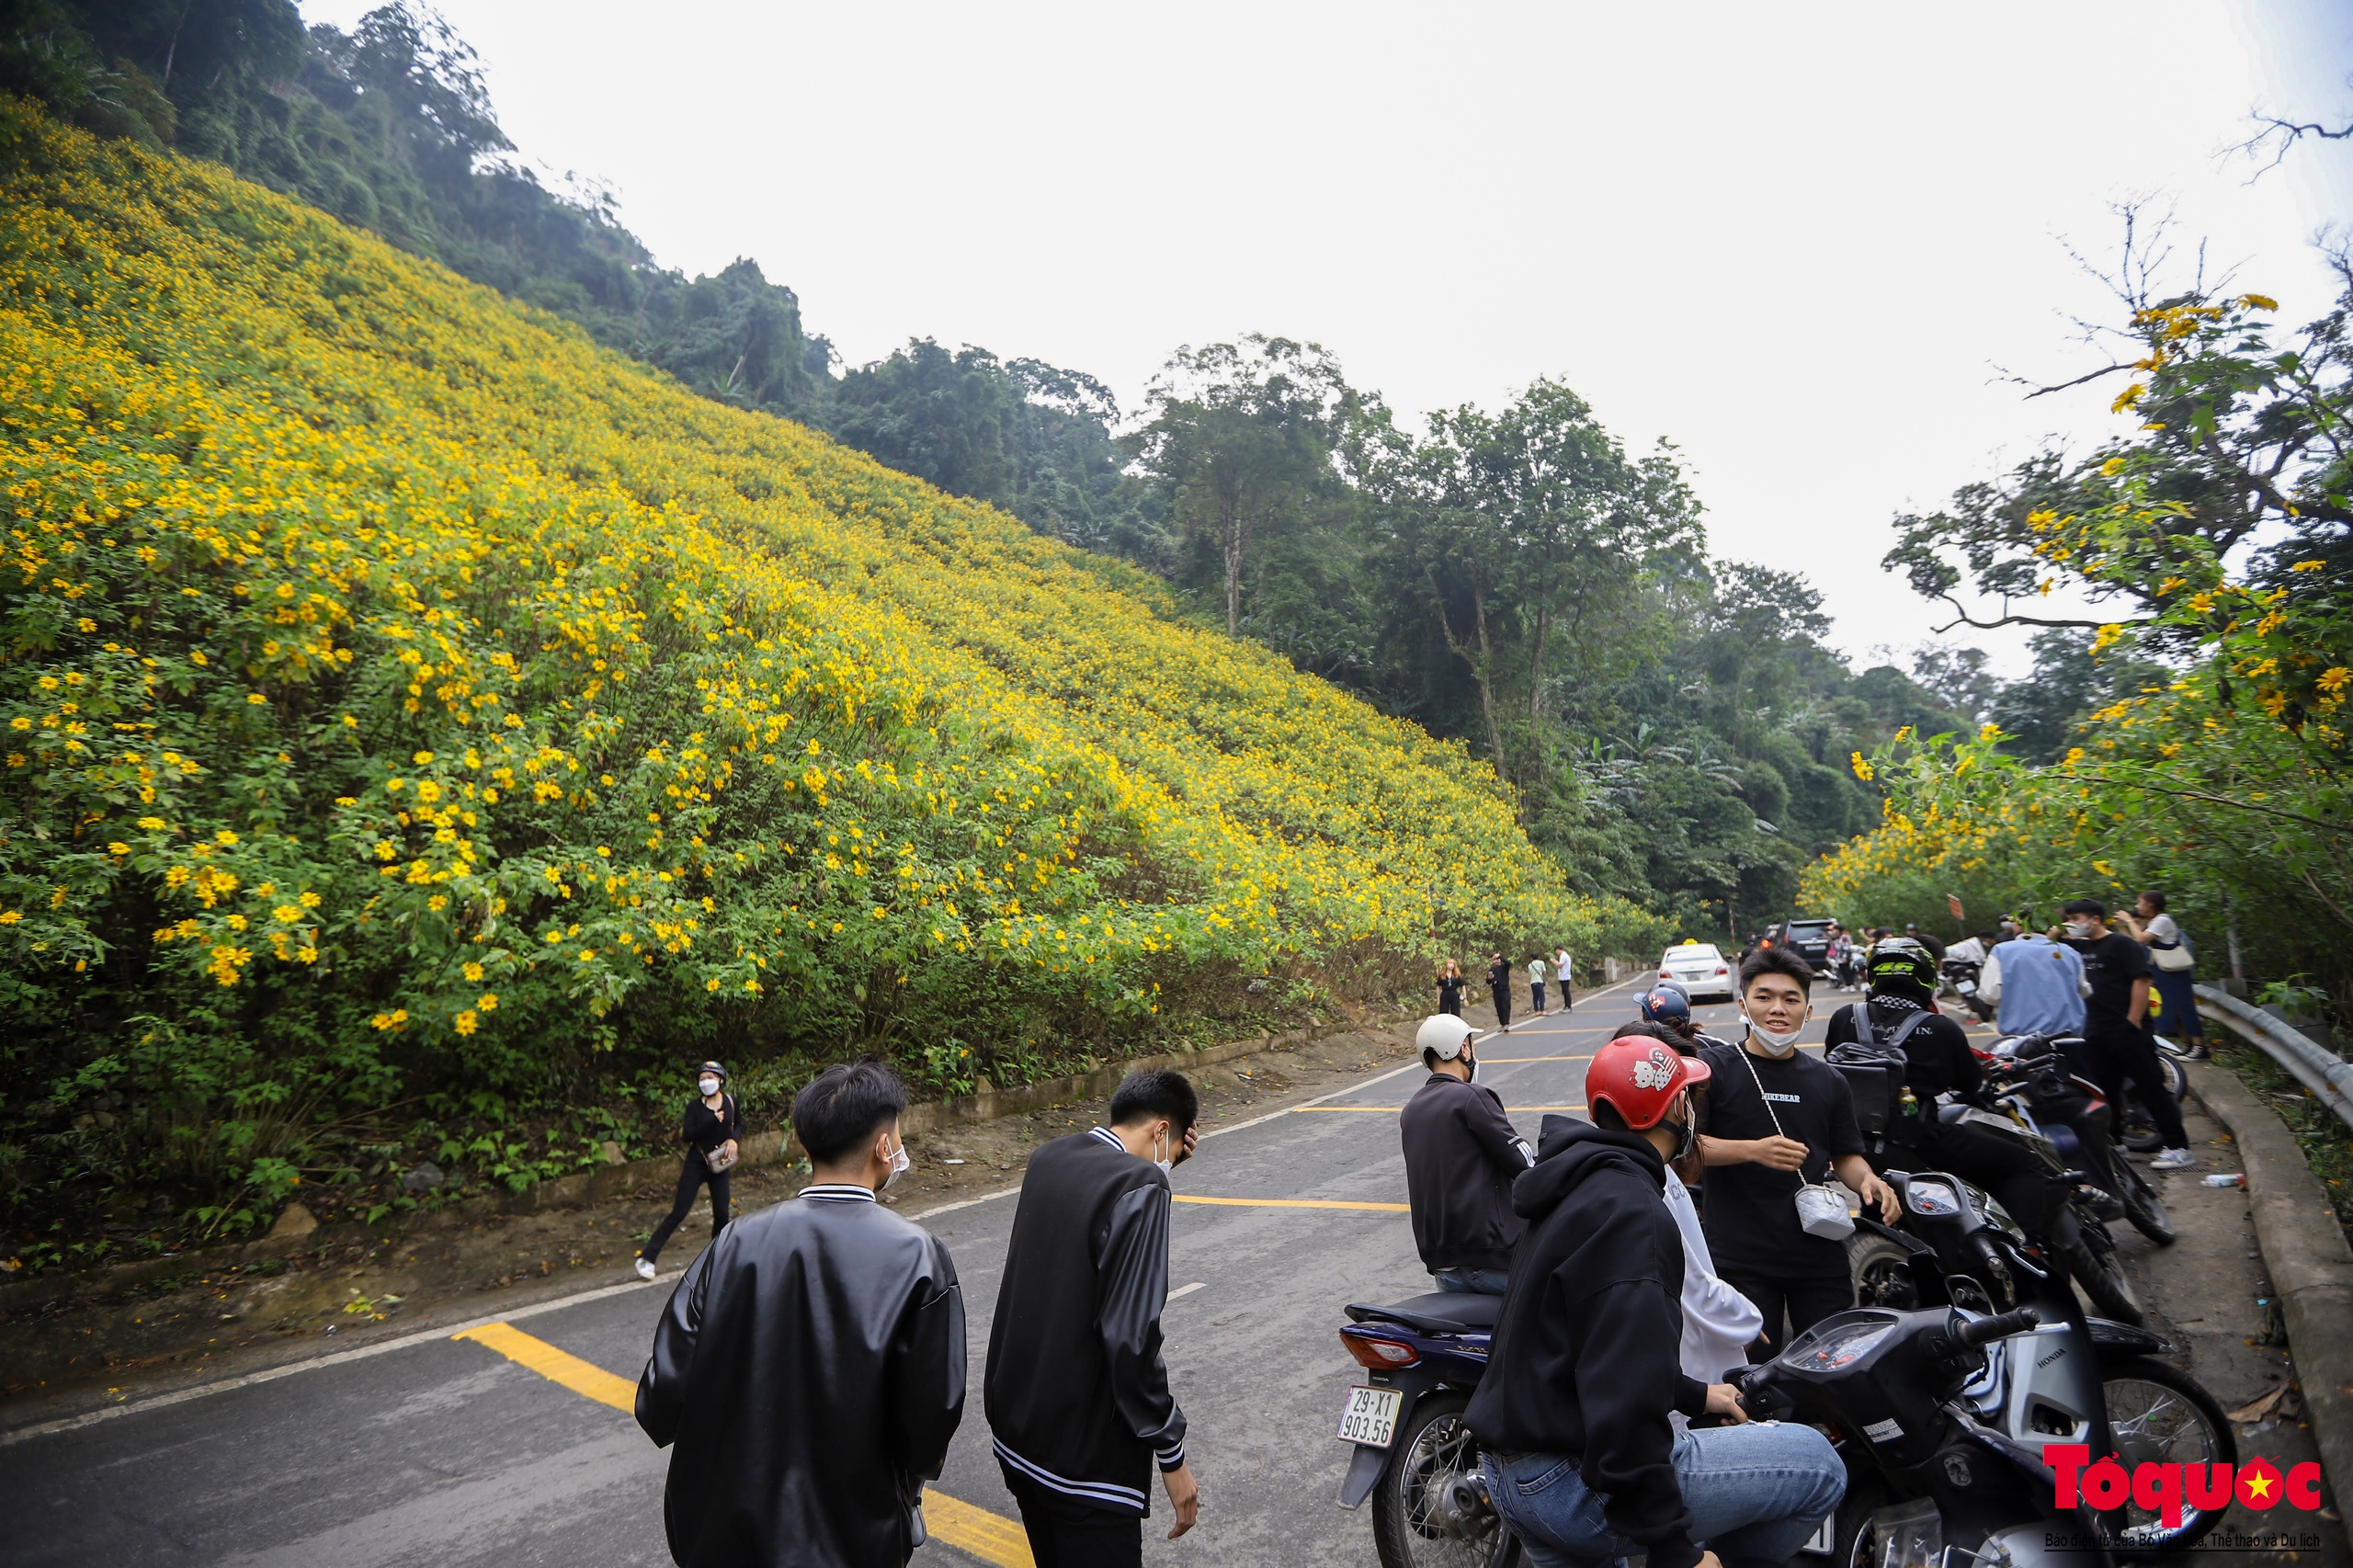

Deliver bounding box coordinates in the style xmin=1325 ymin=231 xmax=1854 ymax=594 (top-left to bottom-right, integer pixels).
xmin=986 ymin=1069 xmax=1201 ymax=1566
xmin=1469 ymin=1034 xmax=1844 ymax=1568
xmin=636 ymin=1058 xmax=964 ymax=1568
xmin=1400 ymin=1013 xmax=1534 ymax=1294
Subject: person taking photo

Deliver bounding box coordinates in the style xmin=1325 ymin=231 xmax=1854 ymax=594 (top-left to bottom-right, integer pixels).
xmin=1698 ymin=948 xmax=1899 ymax=1354
xmin=1400 ymin=1014 xmax=1534 ymax=1296
xmin=2119 ymin=890 xmax=2204 ymax=1057
xmin=986 ymin=1070 xmax=1201 ymax=1564
xmin=636 ymin=1058 xmax=965 ymax=1568
xmin=1468 ymin=1034 xmax=1844 ymax=1568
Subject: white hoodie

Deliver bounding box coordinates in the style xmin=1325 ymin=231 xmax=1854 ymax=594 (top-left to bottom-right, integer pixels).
xmin=1661 ymin=1174 xmax=1765 ymax=1415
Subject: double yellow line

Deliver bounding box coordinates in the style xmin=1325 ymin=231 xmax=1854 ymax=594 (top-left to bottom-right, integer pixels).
xmin=453 ymin=1323 xmax=1035 ymax=1566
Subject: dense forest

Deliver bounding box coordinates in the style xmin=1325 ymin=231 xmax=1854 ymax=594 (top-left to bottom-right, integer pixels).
xmin=3 ymin=0 xmax=2053 ymax=946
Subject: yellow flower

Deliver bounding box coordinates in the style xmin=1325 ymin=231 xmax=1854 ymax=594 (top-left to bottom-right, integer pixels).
xmin=2292 ymin=560 xmax=2326 ymax=573
xmin=479 ymin=992 xmax=498 ymax=1010
xmin=462 ymin=960 xmax=484 ymax=982
xmin=273 ymin=904 xmax=301 ymax=924
xmin=214 ymin=829 xmax=238 ymax=846
xmin=1849 ymin=751 xmax=1874 ymax=782
xmin=453 ymin=1009 xmax=479 ymax=1035
xmin=246 ymin=693 xmax=268 ymax=706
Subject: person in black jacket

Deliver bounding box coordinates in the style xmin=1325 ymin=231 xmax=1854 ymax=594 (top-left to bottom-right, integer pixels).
xmin=638 ymin=1060 xmax=743 ymax=1278
xmin=1487 ymin=952 xmax=1514 ymax=1032
xmin=636 ymin=1057 xmax=964 ymax=1568
xmin=1469 ymin=1035 xmax=1844 ymax=1568
xmin=986 ymin=1069 xmax=1201 ymax=1566
xmin=1401 ymin=1013 xmax=1532 ymax=1294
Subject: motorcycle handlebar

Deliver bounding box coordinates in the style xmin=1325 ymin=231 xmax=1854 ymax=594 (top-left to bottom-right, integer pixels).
xmin=1950 ymin=1307 xmax=2040 ymax=1349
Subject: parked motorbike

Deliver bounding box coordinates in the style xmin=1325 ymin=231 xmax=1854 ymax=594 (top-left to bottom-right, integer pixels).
xmin=1979 ymin=1035 xmax=2175 ymax=1249
xmin=1942 ymin=956 xmax=1996 ymax=1021
xmin=1334 ymin=1290 xmax=1518 ymax=1568
xmin=1795 ymin=1168 xmax=2234 ymax=1562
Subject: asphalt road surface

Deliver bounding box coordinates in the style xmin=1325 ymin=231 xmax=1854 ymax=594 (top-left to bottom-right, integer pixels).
xmin=0 ymin=984 xmax=1933 ymax=1567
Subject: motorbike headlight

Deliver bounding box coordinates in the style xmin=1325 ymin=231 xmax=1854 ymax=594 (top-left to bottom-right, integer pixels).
xmin=1786 ymin=1313 xmax=1899 ymax=1372
xmin=1905 ymin=1180 xmax=1962 ymax=1217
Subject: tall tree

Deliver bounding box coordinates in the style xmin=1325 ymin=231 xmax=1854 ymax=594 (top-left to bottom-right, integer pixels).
xmin=1129 ymin=337 xmax=1357 ymax=637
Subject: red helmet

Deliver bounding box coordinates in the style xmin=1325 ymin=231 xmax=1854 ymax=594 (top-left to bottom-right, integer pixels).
xmin=1586 ymin=1034 xmax=1711 ymax=1131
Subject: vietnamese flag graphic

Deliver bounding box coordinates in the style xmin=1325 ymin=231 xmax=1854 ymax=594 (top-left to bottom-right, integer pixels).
xmin=2236 ymin=1458 xmax=2284 ymax=1510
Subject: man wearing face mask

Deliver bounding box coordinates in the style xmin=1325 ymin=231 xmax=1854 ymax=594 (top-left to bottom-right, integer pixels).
xmin=637 ymin=1060 xmax=743 ymax=1279
xmin=637 ymin=1057 xmax=964 ymax=1567
xmin=987 ymin=1069 xmax=1201 ymax=1565
xmin=1401 ymin=1015 xmax=1535 ymax=1296
xmin=2057 ymin=898 xmax=2193 ymax=1171
xmin=1471 ymin=1034 xmax=1845 ymax=1568
xmin=1699 ymin=947 xmax=1899 ymax=1357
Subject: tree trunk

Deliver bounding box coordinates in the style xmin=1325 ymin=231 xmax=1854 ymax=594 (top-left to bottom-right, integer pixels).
xmin=1222 ymin=493 xmax=1243 ymax=638
xmin=1471 ymin=582 xmax=1508 ymax=787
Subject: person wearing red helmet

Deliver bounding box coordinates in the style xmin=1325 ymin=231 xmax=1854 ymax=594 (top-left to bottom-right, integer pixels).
xmin=1466 ymin=1034 xmax=1845 ymax=1568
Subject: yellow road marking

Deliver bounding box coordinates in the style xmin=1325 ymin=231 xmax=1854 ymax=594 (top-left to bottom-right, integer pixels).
xmin=454 ymin=1322 xmax=1034 ymax=1567
xmin=454 ymin=1322 xmax=636 ymax=1412
xmin=925 ymin=1491 xmax=1036 ymax=1566
xmin=1290 ymin=1104 xmax=1585 ymax=1113
xmin=1174 ymin=1195 xmax=1409 ymax=1211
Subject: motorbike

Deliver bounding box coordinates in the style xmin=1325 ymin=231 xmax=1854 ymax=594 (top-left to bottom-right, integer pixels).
xmin=1978 ymin=1035 xmax=2175 ymax=1250
xmin=1942 ymin=956 xmax=1996 ymax=1021
xmin=1794 ymin=1168 xmax=2235 ymax=1562
xmin=1334 ymin=1290 xmax=1518 ymax=1568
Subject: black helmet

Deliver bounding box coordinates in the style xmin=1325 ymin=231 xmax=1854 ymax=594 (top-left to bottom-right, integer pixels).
xmin=1865 ymin=937 xmax=1938 ymax=995
xmin=696 ymin=1061 xmax=727 ymax=1081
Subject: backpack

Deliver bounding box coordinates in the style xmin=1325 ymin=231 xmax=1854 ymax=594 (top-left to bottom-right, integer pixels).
xmin=1826 ymin=1006 xmax=1934 ymax=1141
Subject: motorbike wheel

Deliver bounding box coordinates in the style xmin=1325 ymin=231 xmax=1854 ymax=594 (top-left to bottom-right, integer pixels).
xmin=1369 ymin=1391 xmax=1521 ymax=1568
xmin=1848 ymin=1233 xmax=1922 ymax=1309
xmin=2100 ymin=1355 xmax=2236 ymax=1554
xmin=2114 ymin=1154 xmax=2177 ymax=1246
xmin=2064 ymin=1226 xmax=2145 ymax=1325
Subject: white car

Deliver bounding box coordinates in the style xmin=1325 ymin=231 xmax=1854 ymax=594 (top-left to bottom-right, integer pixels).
xmin=1658 ymin=943 xmax=1734 ymax=1004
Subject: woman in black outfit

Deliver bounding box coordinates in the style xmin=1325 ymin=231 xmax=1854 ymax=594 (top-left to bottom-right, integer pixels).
xmin=1487 ymin=952 xmax=1513 ymax=1031
xmin=635 ymin=1059 xmax=742 ymax=1278
xmin=1437 ymin=959 xmax=1466 ymax=1017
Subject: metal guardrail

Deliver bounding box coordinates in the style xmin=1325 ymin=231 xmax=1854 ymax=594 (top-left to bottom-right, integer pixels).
xmin=2194 ymin=983 xmax=2353 ymax=1127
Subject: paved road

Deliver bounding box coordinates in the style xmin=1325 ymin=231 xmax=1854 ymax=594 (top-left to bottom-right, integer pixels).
xmin=0 ymin=983 xmax=1813 ymax=1568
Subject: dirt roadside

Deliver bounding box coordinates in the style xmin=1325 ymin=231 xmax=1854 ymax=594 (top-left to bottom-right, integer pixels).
xmin=0 ymin=1010 xmax=1453 ymax=1425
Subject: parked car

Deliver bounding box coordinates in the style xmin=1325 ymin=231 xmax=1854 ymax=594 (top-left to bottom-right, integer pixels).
xmin=1777 ymin=916 xmax=1836 ymax=976
xmin=1657 ymin=940 xmax=1734 ymax=1003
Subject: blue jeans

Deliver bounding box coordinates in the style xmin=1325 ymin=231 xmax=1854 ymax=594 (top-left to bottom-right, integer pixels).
xmin=1434 ymin=1267 xmax=1511 ymax=1295
xmin=1485 ymin=1423 xmax=1845 ymax=1568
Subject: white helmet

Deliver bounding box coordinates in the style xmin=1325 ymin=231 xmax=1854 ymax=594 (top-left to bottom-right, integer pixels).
xmin=1415 ymin=1014 xmax=1476 ymax=1061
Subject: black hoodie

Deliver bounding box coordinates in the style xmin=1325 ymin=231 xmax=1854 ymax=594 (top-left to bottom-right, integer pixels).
xmin=1463 ymin=1116 xmax=1710 ymax=1568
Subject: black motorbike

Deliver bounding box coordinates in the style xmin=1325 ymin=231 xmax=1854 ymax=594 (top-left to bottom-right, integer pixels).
xmin=1773 ymin=1168 xmax=2234 ymax=1562
xmin=1334 ymin=1290 xmax=1518 ymax=1568
xmin=1942 ymin=956 xmax=1996 ymax=1021
xmin=1980 ymin=1034 xmax=2175 ymax=1249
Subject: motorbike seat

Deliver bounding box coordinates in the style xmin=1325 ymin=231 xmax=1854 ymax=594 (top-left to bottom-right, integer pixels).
xmin=1345 ymin=1291 xmax=1504 ymax=1334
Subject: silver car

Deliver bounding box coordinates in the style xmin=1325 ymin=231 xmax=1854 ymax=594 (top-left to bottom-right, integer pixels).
xmin=1657 ymin=943 xmax=1734 ymax=1003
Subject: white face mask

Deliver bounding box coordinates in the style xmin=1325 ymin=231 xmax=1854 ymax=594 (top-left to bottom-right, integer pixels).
xmin=1152 ymin=1127 xmax=1175 ymax=1176
xmin=880 ymin=1137 xmax=910 ymax=1190
xmin=1743 ymin=1009 xmax=1806 ymax=1057
xmin=698 ymin=1077 xmax=721 ymax=1097
xmin=1463 ymin=1051 xmax=1480 ymax=1085
xmin=2064 ymin=918 xmax=2100 ymax=939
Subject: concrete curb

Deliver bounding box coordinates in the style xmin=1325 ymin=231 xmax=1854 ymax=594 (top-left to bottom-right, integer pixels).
xmin=2186 ymin=1059 xmax=2353 ymax=1506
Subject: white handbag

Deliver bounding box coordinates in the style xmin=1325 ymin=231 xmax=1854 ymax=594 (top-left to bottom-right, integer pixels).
xmin=1737 ymin=1047 xmax=1855 ymax=1241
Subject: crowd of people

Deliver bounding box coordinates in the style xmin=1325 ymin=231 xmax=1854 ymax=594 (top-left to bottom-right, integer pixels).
xmin=620 ymin=891 xmax=2205 ymax=1567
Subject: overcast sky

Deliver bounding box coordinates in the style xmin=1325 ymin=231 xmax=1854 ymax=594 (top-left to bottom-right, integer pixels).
xmin=306 ymin=1 xmax=2353 ymax=676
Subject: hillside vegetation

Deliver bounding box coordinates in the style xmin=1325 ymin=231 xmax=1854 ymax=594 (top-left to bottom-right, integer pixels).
xmin=0 ymin=101 xmax=1634 ymax=1251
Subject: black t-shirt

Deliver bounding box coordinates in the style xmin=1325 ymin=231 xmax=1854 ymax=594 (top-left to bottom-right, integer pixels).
xmin=682 ymin=1094 xmax=742 ymax=1155
xmin=1699 ymin=1041 xmax=1865 ymax=1282
xmin=1487 ymin=960 xmax=1511 ymax=993
xmin=1824 ymin=999 xmax=1981 ymax=1102
xmin=1438 ymin=973 xmax=1466 ymax=1010
xmin=2066 ymin=932 xmax=2148 ymax=1029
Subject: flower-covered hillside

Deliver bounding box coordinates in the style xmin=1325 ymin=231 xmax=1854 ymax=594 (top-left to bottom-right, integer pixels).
xmin=0 ymin=102 xmax=1640 ymax=1226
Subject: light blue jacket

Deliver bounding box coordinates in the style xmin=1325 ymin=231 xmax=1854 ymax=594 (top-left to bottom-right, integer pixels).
xmin=1985 ymin=935 xmax=2087 ymax=1037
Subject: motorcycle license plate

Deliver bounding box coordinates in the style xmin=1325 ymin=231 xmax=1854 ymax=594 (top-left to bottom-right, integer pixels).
xmin=1336 ymin=1384 xmax=1404 ymax=1448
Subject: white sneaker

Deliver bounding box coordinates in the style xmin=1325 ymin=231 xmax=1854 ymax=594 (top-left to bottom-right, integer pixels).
xmin=634 ymin=1256 xmax=657 ymax=1280
xmin=2151 ymin=1148 xmax=2197 ymax=1172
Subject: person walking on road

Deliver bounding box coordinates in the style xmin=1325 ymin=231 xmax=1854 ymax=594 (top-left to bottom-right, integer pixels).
xmin=1487 ymin=952 xmax=1514 ymax=1032
xmin=986 ymin=1070 xmax=1201 ymax=1564
xmin=1553 ymin=945 xmax=1574 ymax=1011
xmin=1401 ymin=1014 xmax=1534 ymax=1296
xmin=637 ymin=1061 xmax=742 ymax=1279
xmin=1698 ymin=948 xmax=1900 ymax=1357
xmin=1437 ymin=958 xmax=1467 ymax=1017
xmin=1467 ymin=1034 xmax=1845 ymax=1568
xmin=2059 ymin=899 xmax=2194 ymax=1171
xmin=1979 ymin=924 xmax=2088 ymax=1039
xmin=1528 ymin=952 xmax=1550 ymax=1016
xmin=636 ymin=1058 xmax=965 ymax=1568
xmin=2121 ymin=890 xmax=2205 ymax=1056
